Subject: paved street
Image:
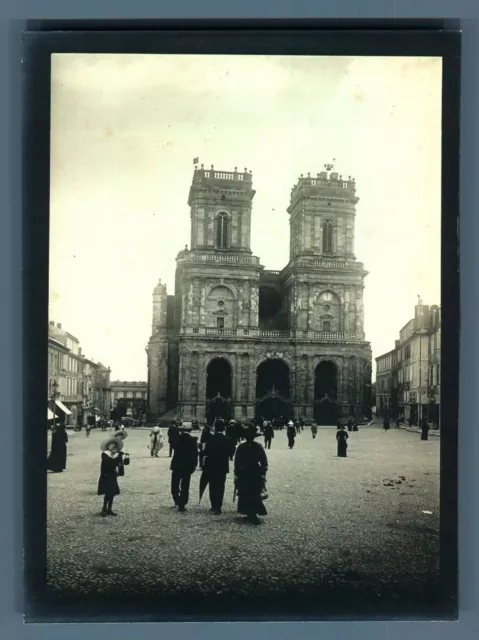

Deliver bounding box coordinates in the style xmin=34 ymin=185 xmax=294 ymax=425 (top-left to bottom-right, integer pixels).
xmin=46 ymin=424 xmax=440 ymax=616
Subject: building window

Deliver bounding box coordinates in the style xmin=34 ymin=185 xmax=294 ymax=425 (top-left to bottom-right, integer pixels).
xmin=322 ymin=220 xmax=333 ymax=253
xmin=322 ymin=320 xmax=331 ymax=332
xmin=217 ymin=317 xmax=225 ymax=329
xmin=215 ymin=212 xmax=230 ymax=249
xmin=193 ymin=327 xmax=199 ymax=334
xmin=127 ymin=391 xmax=133 ymax=399
xmin=136 ymin=392 xmax=142 ymax=398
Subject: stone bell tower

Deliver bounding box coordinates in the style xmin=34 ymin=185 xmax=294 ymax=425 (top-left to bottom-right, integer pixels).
xmin=188 ymin=163 xmax=256 ymax=254
xmin=288 ymin=165 xmax=358 ymax=261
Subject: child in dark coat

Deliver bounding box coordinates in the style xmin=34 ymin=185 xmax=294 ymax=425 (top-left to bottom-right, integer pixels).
xmin=98 ymin=436 xmax=128 ymax=516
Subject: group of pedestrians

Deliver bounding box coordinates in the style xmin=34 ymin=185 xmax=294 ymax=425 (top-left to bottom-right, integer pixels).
xmin=47 ymin=413 xmax=376 ymax=522
xmin=167 ymin=418 xmax=268 ymax=525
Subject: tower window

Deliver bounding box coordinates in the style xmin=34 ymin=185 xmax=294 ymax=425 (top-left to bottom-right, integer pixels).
xmin=322 ymin=220 xmax=334 ymax=253
xmin=215 ymin=213 xmax=230 ymax=249
xmin=217 ymin=317 xmax=225 ymax=329
xmin=323 ymin=320 xmax=331 ymax=332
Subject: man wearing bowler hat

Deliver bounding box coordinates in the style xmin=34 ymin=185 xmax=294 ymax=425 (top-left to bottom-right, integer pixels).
xmin=170 ymin=424 xmax=198 ymax=512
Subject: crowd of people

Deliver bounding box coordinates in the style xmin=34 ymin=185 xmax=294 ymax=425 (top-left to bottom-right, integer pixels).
xmin=46 ymin=412 xmax=432 ymax=524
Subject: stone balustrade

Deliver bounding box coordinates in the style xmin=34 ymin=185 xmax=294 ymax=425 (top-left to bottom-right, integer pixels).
xmin=179 ymin=252 xmax=260 ymax=265
xmin=181 ymin=327 xmax=363 ymax=341
xmin=296 ymin=258 xmax=363 ymax=270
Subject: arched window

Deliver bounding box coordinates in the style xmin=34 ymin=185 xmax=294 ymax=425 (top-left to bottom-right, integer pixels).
xmin=322 ymin=220 xmax=334 ymax=253
xmin=215 ymin=212 xmax=230 ymax=249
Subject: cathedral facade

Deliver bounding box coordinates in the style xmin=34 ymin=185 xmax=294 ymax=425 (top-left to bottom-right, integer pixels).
xmin=147 ymin=164 xmax=372 ymax=425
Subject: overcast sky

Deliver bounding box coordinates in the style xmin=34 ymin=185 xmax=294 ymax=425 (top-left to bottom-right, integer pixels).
xmin=49 ymin=54 xmax=441 ymax=381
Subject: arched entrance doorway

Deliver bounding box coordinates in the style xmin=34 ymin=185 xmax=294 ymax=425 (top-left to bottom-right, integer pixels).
xmin=205 ymin=358 xmax=232 ymax=425
xmin=314 ymin=361 xmax=339 ymax=425
xmin=255 ymin=359 xmax=292 ymax=420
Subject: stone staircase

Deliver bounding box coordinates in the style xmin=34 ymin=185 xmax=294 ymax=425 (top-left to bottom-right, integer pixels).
xmin=156 ymin=408 xmax=181 ymax=427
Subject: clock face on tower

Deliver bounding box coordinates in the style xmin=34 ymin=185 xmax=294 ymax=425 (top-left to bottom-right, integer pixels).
xmin=320 ymin=292 xmax=333 ymax=302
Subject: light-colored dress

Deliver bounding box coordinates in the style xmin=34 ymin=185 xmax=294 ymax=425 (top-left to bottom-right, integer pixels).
xmin=150 ymin=430 xmax=164 ymax=456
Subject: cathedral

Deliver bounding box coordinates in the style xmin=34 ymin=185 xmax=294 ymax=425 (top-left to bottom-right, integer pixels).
xmin=147 ymin=164 xmax=372 ymax=425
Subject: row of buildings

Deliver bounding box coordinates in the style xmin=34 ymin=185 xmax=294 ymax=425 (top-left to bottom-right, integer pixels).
xmin=375 ymin=301 xmax=441 ymax=427
xmin=48 ymin=321 xmax=147 ymax=425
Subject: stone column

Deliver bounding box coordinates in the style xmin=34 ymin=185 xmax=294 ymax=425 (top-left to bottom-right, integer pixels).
xmin=250 ymin=284 xmax=259 ymax=328
xmin=247 ymin=358 xmax=256 ymax=420
xmin=307 ymin=283 xmax=314 ymax=331
xmin=200 ymin=284 xmax=206 ymax=326
xmin=234 ymin=351 xmax=242 ymax=416
xmin=187 ymin=280 xmax=193 ymax=326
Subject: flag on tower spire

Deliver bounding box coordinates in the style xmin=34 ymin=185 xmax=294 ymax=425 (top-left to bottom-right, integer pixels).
xmin=193 ymin=157 xmax=199 ymax=165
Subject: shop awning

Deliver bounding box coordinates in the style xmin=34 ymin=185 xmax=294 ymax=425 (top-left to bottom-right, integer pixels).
xmin=55 ymin=399 xmax=72 ymax=416
xmin=47 ymin=408 xmax=56 ymax=420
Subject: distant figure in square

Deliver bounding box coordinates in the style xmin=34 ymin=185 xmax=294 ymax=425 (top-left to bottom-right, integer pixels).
xmin=311 ymin=422 xmax=318 ymax=439
xmin=383 ymin=417 xmax=390 ymax=431
xmin=226 ymin=419 xmax=237 ymax=445
xmin=336 ymin=425 xmax=348 ymax=457
xmin=47 ymin=423 xmax=68 ymax=473
xmin=199 ymin=423 xmax=212 ymax=468
xmin=352 ymin=420 xmax=359 ymax=432
xmin=286 ymin=420 xmax=296 ymax=449
xmin=149 ymin=426 xmax=163 ymax=457
xmin=167 ymin=420 xmax=179 ymax=458
xmin=263 ymin=421 xmax=274 ymax=450
xmin=420 ymin=416 xmax=429 ymax=441
xmin=347 ymin=417 xmax=353 ymax=432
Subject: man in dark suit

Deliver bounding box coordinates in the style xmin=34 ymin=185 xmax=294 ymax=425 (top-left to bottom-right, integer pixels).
xmin=167 ymin=420 xmax=179 ymax=457
xmin=204 ymin=419 xmax=236 ymax=515
xmin=263 ymin=421 xmax=274 ymax=450
xmin=170 ymin=426 xmax=198 ymax=512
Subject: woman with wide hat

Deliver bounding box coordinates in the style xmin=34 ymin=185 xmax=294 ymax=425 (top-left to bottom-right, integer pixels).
xmin=234 ymin=424 xmax=268 ymax=525
xmin=98 ymin=435 xmax=129 ymax=516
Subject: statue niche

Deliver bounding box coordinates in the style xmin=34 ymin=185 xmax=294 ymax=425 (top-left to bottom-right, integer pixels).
xmin=205 ymin=285 xmax=235 ymax=329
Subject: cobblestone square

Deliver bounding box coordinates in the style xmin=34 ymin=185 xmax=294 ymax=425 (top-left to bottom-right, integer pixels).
xmin=46 ymin=424 xmax=440 ymax=616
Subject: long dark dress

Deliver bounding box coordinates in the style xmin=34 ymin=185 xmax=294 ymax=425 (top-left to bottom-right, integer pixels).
xmin=47 ymin=426 xmax=68 ymax=472
xmin=421 ymin=420 xmax=429 ymax=441
xmin=287 ymin=426 xmax=296 ymax=448
xmin=97 ymin=452 xmax=121 ymax=496
xmin=234 ymin=441 xmax=268 ymax=517
xmin=336 ymin=429 xmax=348 ymax=457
